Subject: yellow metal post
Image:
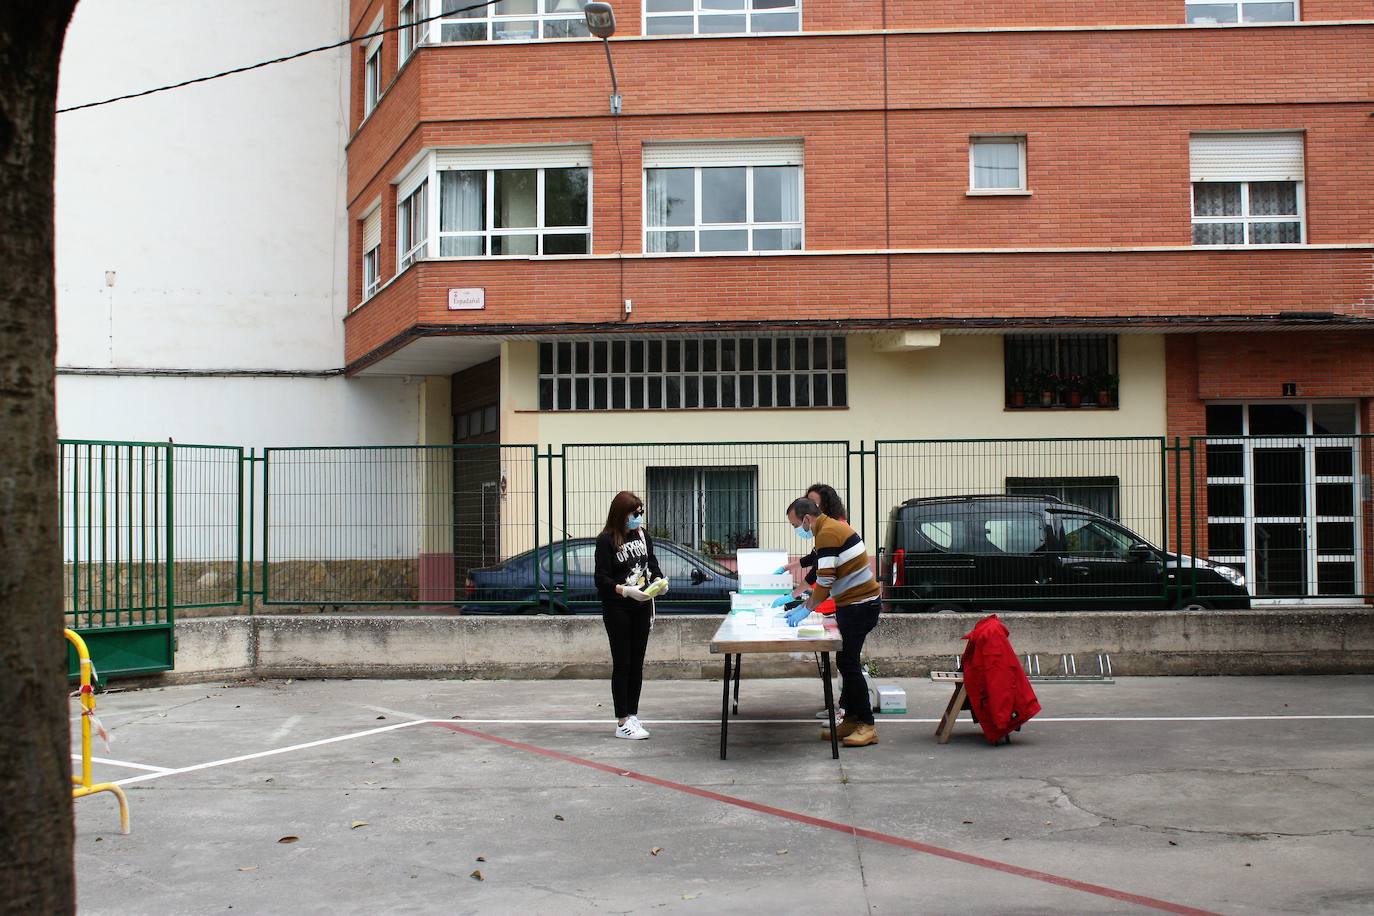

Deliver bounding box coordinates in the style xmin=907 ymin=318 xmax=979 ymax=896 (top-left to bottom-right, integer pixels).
xmin=65 ymin=629 xmax=131 ymax=834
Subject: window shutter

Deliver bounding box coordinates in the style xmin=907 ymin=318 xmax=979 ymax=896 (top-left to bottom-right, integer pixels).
xmin=435 ymin=144 xmax=593 ymax=170
xmin=396 ymin=162 xmax=428 ymax=201
xmin=642 ymin=139 xmax=804 ymax=168
xmin=1190 ymin=133 xmax=1304 ymax=183
xmin=361 ymin=207 xmax=381 ymax=252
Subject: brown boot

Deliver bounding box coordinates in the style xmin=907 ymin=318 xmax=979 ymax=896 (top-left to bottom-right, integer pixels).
xmin=841 ymin=723 xmax=879 ymax=747
xmin=821 ymin=719 xmax=859 ymax=741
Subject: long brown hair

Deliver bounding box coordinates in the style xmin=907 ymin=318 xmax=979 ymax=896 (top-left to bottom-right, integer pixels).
xmin=602 ymin=490 xmax=644 ymax=549
xmin=807 ymin=482 xmax=847 ymax=521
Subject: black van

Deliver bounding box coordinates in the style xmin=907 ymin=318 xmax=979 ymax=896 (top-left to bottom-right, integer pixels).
xmin=880 ymin=495 xmax=1250 ymax=612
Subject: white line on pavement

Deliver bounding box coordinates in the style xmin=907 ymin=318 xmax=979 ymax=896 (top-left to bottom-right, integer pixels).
xmin=73 ymin=755 xmax=174 ymax=773
xmin=113 ymin=719 xmax=432 ymax=787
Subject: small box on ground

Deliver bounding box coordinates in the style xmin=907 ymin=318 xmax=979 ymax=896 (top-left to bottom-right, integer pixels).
xmin=871 ymin=685 xmax=907 ymax=715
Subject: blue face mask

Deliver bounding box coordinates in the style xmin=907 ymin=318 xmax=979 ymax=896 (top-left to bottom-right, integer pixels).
xmin=794 ymin=522 xmax=813 ymax=541
xmin=627 ymin=513 xmax=643 ymax=531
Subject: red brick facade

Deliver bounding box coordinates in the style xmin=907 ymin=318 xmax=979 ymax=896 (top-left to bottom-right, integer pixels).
xmin=342 ymin=6 xmax=1374 ymax=371
xmin=1166 ymin=333 xmax=1374 ymax=594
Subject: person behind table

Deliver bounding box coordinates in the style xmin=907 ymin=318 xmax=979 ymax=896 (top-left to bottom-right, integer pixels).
xmin=797 ymin=484 xmax=846 ymax=717
xmin=799 ymin=483 xmax=846 ymax=613
xmin=784 ymin=496 xmax=882 ymax=748
xmin=594 ymin=490 xmax=669 ymax=740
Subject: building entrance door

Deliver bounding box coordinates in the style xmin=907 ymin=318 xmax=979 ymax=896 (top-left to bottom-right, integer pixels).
xmin=1205 ymin=402 xmax=1362 ymax=601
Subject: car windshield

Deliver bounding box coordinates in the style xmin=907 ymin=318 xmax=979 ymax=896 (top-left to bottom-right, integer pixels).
xmin=518 ymin=540 xmax=735 ymax=577
xmin=659 ymin=542 xmax=735 ymax=577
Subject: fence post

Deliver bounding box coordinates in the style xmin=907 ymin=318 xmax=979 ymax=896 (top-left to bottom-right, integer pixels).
xmin=165 ymin=440 xmax=175 ymax=629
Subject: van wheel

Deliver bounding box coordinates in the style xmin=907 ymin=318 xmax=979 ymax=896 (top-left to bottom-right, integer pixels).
xmin=1174 ymin=598 xmax=1213 ymax=612
xmin=929 ymin=603 xmax=964 ymax=614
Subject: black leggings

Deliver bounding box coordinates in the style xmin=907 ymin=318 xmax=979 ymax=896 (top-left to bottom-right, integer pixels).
xmin=602 ymin=603 xmax=652 ymax=719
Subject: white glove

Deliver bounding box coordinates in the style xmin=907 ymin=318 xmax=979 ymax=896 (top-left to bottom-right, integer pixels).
xmin=644 ymin=577 xmax=669 ymax=598
xmin=620 ymin=584 xmax=651 ymax=603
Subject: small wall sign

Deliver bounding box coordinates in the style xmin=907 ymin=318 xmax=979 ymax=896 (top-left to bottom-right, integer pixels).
xmin=448 ymin=288 xmax=485 ymax=310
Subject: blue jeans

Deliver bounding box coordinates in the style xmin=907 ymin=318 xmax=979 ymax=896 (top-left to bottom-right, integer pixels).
xmin=834 ymin=599 xmax=881 ymax=725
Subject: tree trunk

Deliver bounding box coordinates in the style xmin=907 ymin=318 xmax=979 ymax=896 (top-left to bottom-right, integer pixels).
xmin=0 ymin=2 xmax=80 ymax=912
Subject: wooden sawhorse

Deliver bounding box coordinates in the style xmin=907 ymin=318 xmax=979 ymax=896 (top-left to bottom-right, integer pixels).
xmin=931 ymin=670 xmax=966 ymax=745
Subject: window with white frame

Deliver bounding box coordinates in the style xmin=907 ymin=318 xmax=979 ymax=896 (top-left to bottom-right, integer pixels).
xmin=361 ymin=206 xmax=382 ymax=300
xmin=969 ymin=136 xmax=1027 ymax=193
xmin=399 ymin=0 xmax=423 ymax=62
xmin=1186 ymin=1 xmax=1296 ymax=24
xmin=363 ymin=18 xmax=383 ymax=116
xmin=398 ymin=180 xmax=428 ymax=270
xmin=439 ymin=166 xmax=590 ymax=256
xmin=363 ymin=248 xmax=381 ymax=298
xmin=436 ymin=0 xmax=592 ymax=41
xmin=538 ymin=337 xmax=846 ymax=410
xmin=1191 ymin=133 xmax=1304 ymax=246
xmin=644 ymin=141 xmax=803 ymax=254
xmin=644 ymin=0 xmax=801 ymax=35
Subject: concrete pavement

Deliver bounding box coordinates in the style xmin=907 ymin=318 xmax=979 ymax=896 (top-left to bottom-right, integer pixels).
xmin=72 ymin=675 xmax=1374 ymax=914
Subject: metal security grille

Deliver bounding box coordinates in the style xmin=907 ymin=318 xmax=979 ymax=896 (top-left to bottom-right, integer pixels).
xmin=538 ymin=337 xmax=848 ymax=411
xmin=1004 ymin=334 xmax=1118 ymax=409
xmin=1197 ymin=404 xmax=1367 ymax=599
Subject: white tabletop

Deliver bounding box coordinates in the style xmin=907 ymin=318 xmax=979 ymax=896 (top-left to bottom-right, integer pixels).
xmin=709 ymin=614 xmax=842 ymax=654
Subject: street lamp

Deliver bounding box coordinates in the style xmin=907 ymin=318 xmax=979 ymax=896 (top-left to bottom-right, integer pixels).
xmin=584 ymin=2 xmax=621 ymax=115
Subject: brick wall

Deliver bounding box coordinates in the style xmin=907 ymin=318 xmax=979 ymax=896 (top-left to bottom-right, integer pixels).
xmin=1166 ymin=332 xmax=1374 ymax=592
xmin=351 ymin=1 xmax=1374 ymax=41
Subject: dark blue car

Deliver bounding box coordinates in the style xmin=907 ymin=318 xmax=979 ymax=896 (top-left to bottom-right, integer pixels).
xmin=462 ymin=537 xmax=738 ymax=614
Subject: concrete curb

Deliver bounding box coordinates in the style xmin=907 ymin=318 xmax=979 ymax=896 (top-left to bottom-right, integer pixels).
xmin=152 ymin=609 xmax=1374 ymax=684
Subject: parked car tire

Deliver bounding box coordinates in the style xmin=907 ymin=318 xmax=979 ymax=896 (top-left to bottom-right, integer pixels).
xmin=1173 ymin=598 xmax=1214 ymax=612
xmin=929 ymin=603 xmax=965 ymax=614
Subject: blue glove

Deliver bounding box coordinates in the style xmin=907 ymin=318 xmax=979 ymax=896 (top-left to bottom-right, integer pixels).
xmin=786 ymin=605 xmax=811 ymax=627
xmin=773 ymin=566 xmax=788 ymax=575
xmin=771 ymin=594 xmax=792 ymax=608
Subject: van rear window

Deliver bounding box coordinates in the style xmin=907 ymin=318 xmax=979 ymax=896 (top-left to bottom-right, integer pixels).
xmin=900 ymin=508 xmax=1046 ymax=555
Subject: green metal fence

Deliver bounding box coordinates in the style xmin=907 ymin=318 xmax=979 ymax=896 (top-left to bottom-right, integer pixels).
xmin=261 ymin=445 xmax=539 ymax=606
xmin=57 ymin=435 xmax=1374 ymax=676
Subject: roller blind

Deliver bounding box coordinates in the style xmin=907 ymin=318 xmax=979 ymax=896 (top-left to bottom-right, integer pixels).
xmin=396 ymin=162 xmax=428 ymax=201
xmin=1190 ymin=133 xmax=1304 ymax=183
xmin=435 ymin=144 xmax=592 ymax=170
xmin=361 ymin=207 xmax=381 ymax=251
xmin=642 ymin=139 xmax=804 ymax=168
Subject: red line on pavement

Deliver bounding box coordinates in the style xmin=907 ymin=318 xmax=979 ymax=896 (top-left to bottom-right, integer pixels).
xmin=430 ymin=722 xmax=1217 ymax=916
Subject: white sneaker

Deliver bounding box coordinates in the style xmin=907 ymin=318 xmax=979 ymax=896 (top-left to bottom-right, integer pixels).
xmin=815 ymin=707 xmax=846 ymax=719
xmin=615 ymin=720 xmax=649 ymax=740
xmin=628 ymin=715 xmax=650 ymax=737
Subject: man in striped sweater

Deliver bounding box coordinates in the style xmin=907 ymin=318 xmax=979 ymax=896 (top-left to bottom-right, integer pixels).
xmin=785 ymin=497 xmax=882 ymax=748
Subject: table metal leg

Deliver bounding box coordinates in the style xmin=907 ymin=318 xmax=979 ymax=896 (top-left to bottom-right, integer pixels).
xmin=732 ymin=653 xmax=742 ymax=715
xmin=719 ymin=654 xmax=733 ymax=760
xmin=821 ymin=651 xmax=839 ymax=759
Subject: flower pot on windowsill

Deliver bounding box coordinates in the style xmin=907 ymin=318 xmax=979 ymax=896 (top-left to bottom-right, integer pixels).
xmin=1039 ymin=391 xmax=1055 ymax=407
xmin=1066 ymin=391 xmax=1084 ymax=408
xmin=1011 ymin=391 xmax=1027 ymax=407
xmin=1097 ymin=390 xmax=1114 ymax=407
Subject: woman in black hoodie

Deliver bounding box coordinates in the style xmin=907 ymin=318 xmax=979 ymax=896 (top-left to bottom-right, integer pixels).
xmin=594 ymin=490 xmax=668 ymax=740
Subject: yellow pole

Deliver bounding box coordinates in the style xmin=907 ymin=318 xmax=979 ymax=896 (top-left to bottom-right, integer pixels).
xmin=64 ymin=629 xmax=131 ymax=834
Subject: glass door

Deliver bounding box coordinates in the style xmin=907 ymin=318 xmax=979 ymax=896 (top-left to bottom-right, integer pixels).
xmin=1205 ymin=402 xmax=1361 ymax=601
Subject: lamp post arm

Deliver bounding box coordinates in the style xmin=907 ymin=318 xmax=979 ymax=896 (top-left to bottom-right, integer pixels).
xmin=601 ymin=38 xmax=621 ymax=114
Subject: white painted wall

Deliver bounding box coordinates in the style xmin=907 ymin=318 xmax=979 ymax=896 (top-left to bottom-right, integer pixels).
xmin=54 ymin=0 xmax=420 ymax=446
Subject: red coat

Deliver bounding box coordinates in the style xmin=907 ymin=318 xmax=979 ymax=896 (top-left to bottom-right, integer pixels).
xmin=960 ymin=615 xmax=1041 ymax=744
